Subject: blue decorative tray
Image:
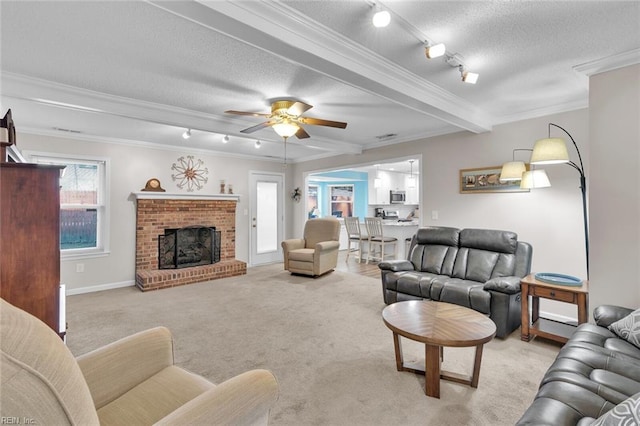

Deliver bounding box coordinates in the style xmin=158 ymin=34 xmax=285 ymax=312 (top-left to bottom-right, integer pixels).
xmin=534 ymin=272 xmax=583 ymax=286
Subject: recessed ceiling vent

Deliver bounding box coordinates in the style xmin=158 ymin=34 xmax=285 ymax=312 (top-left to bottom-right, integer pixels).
xmin=375 ymin=133 xmax=398 ymax=141
xmin=52 ymin=127 xmax=82 ymax=134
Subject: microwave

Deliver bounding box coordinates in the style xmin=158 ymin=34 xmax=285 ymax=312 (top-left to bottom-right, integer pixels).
xmin=390 ymin=190 xmax=406 ymax=204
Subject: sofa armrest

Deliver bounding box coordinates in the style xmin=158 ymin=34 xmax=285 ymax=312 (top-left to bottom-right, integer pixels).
xmin=315 ymin=240 xmax=340 ymax=252
xmin=484 ymin=276 xmax=521 ymax=295
xmin=593 ymin=305 xmax=635 ymax=327
xmin=77 ymin=327 xmax=174 ymax=409
xmin=154 ymin=369 xmax=279 ymax=426
xmin=378 ymin=260 xmax=414 ymax=272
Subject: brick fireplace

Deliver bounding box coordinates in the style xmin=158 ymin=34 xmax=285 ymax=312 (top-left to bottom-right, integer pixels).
xmin=134 ymin=193 xmax=246 ymax=291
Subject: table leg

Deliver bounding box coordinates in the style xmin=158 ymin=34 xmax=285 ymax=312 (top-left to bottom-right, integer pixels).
xmin=521 ymin=284 xmax=531 ymax=341
xmin=425 ymin=344 xmax=441 ymax=398
xmin=470 ymin=344 xmax=484 ymax=388
xmin=577 ymin=293 xmax=588 ymax=324
xmin=392 ymin=332 xmax=403 ymax=371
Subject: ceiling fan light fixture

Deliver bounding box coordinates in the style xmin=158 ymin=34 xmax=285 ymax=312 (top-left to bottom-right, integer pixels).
xmin=272 ymin=121 xmax=300 ymax=138
xmin=425 ymin=42 xmax=446 ymax=59
xmin=182 ymin=129 xmax=191 ymax=139
xmin=372 ymin=10 xmax=390 ymax=28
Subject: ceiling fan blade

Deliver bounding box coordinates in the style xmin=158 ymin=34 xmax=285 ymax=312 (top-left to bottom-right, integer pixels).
xmin=225 ymin=110 xmax=271 ymax=118
xmin=240 ymin=121 xmax=274 ymax=133
xmin=295 ymin=126 xmax=310 ymax=139
xmin=300 ymin=117 xmax=348 ymax=129
xmin=286 ymin=101 xmax=313 ymax=117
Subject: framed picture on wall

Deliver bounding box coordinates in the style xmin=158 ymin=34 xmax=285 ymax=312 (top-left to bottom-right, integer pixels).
xmin=460 ymin=166 xmax=529 ymax=194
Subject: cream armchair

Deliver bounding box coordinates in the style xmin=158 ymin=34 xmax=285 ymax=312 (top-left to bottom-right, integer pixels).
xmin=0 ymin=298 xmax=279 ymax=426
xmin=281 ymin=217 xmax=341 ymax=276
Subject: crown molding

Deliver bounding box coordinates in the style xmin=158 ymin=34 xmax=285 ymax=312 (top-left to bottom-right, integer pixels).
xmin=2 ymin=73 xmax=363 ymax=156
xmin=492 ymin=99 xmax=589 ymax=127
xmin=151 ymin=1 xmax=492 ymax=133
xmin=574 ymin=48 xmax=640 ymax=77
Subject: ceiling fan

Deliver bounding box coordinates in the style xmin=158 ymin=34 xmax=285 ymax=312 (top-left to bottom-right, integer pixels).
xmin=225 ymin=100 xmax=347 ymax=140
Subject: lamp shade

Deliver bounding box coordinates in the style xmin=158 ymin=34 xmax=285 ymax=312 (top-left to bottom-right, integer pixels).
xmin=272 ymin=121 xmax=299 ymax=138
xmin=531 ymin=137 xmax=570 ymax=165
xmin=520 ymin=169 xmax=551 ymax=189
xmin=500 ymin=161 xmax=526 ymax=182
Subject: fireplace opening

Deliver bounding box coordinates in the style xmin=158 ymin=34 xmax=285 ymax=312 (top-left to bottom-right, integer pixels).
xmin=158 ymin=226 xmax=221 ymax=269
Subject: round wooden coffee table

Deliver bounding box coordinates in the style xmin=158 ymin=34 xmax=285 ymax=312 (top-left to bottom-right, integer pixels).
xmin=382 ymin=300 xmax=496 ymax=398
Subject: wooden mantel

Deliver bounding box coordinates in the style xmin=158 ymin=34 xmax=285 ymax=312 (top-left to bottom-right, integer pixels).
xmin=132 ymin=192 xmax=241 ymax=201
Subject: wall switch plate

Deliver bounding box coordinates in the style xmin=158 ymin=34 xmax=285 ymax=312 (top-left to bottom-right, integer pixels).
xmin=431 ymin=210 xmax=439 ymax=220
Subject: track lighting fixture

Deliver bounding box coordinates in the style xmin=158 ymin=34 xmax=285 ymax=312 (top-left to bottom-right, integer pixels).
xmin=372 ymin=9 xmax=391 ymax=28
xmin=182 ymin=129 xmax=191 ymax=139
xmin=254 ymin=140 xmax=261 ymax=149
xmin=222 ymin=135 xmax=229 ymax=143
xmin=424 ymin=42 xmax=446 ymax=59
xmin=460 ymin=66 xmax=479 ymax=84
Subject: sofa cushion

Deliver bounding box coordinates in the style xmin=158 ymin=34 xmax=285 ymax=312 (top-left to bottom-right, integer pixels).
xmin=414 ymin=226 xmax=459 ymax=246
xmin=459 ymin=228 xmax=518 ymax=254
xmin=287 ymin=249 xmax=315 ymax=262
xmin=430 ymin=278 xmax=491 ymax=314
xmin=590 ymin=392 xmax=640 ymax=426
xmin=608 ymin=308 xmax=640 ymax=349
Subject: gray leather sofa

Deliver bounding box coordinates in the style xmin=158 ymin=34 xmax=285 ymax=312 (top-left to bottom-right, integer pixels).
xmin=378 ymin=227 xmax=532 ymax=338
xmin=517 ymin=305 xmax=640 ymax=425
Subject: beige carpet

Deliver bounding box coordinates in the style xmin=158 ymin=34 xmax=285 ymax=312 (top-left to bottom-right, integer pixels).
xmin=66 ymin=264 xmax=560 ymax=425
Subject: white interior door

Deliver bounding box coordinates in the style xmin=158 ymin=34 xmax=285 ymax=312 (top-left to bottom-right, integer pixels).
xmin=249 ymin=171 xmax=284 ymax=266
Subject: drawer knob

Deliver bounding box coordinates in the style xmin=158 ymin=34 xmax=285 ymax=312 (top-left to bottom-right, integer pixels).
xmin=550 ymin=291 xmax=556 ymax=297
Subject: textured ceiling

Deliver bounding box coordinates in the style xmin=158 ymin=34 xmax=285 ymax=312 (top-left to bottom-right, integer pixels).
xmin=1 ymin=1 xmax=639 ymax=164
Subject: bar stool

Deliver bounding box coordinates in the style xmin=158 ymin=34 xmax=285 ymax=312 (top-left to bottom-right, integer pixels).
xmin=364 ymin=217 xmax=397 ymax=264
xmin=344 ymin=216 xmax=367 ymax=262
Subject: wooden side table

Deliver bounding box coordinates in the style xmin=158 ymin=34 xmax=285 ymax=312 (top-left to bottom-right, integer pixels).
xmin=520 ymin=274 xmax=589 ymax=343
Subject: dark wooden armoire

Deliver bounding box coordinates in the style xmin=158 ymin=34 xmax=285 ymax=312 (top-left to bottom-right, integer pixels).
xmin=1 ymin=162 xmax=64 ymax=336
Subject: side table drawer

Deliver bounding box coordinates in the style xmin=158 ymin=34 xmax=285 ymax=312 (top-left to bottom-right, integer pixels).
xmin=532 ymin=286 xmax=576 ymax=303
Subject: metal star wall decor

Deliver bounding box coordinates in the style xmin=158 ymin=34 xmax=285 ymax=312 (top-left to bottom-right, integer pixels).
xmin=171 ymin=155 xmax=208 ymax=192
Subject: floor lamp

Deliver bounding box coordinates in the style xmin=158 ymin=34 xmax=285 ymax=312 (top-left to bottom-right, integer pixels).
xmin=530 ymin=123 xmax=589 ymax=278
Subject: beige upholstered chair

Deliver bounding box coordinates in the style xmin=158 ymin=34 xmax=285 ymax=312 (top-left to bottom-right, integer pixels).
xmin=364 ymin=217 xmax=397 ymax=264
xmin=344 ymin=216 xmax=368 ymax=263
xmin=0 ymin=298 xmax=279 ymax=426
xmin=281 ymin=217 xmax=341 ymax=276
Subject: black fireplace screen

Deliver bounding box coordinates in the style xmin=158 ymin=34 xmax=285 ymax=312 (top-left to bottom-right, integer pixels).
xmin=158 ymin=226 xmax=221 ymax=269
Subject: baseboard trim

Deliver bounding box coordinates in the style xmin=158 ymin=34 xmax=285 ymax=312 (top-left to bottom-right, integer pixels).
xmin=66 ymin=280 xmax=135 ymax=295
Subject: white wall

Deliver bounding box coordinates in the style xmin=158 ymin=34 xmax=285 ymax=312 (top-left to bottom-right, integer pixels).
xmin=291 ymin=109 xmax=591 ymax=320
xmin=18 ymin=133 xmax=283 ymax=293
xmin=589 ymin=64 xmax=640 ymax=310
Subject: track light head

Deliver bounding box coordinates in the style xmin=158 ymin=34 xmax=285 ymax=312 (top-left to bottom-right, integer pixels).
xmin=182 ymin=129 xmax=191 ymax=139
xmin=255 ymin=140 xmax=261 ymax=148
xmin=459 ymin=65 xmax=479 ymax=84
xmin=425 ymin=42 xmax=446 ymax=59
xmin=222 ymin=135 xmax=229 ymax=143
xmin=372 ymin=10 xmax=390 ymax=27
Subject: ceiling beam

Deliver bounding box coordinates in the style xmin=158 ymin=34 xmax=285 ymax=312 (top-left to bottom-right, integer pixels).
xmin=150 ymin=0 xmax=492 ymax=133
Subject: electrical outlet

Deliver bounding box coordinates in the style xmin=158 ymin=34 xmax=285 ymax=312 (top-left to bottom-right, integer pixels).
xmin=431 ymin=210 xmax=439 ymax=220
xmin=76 ymin=263 xmax=85 ymax=273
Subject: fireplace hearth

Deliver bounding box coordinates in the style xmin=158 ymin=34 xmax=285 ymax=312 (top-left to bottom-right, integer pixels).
xmin=134 ymin=194 xmax=246 ymax=291
xmin=159 ymin=226 xmax=220 ymax=269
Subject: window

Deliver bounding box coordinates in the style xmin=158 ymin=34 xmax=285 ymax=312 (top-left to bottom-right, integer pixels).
xmin=29 ymin=153 xmax=109 ymax=259
xmin=329 ymin=185 xmax=354 ymax=218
